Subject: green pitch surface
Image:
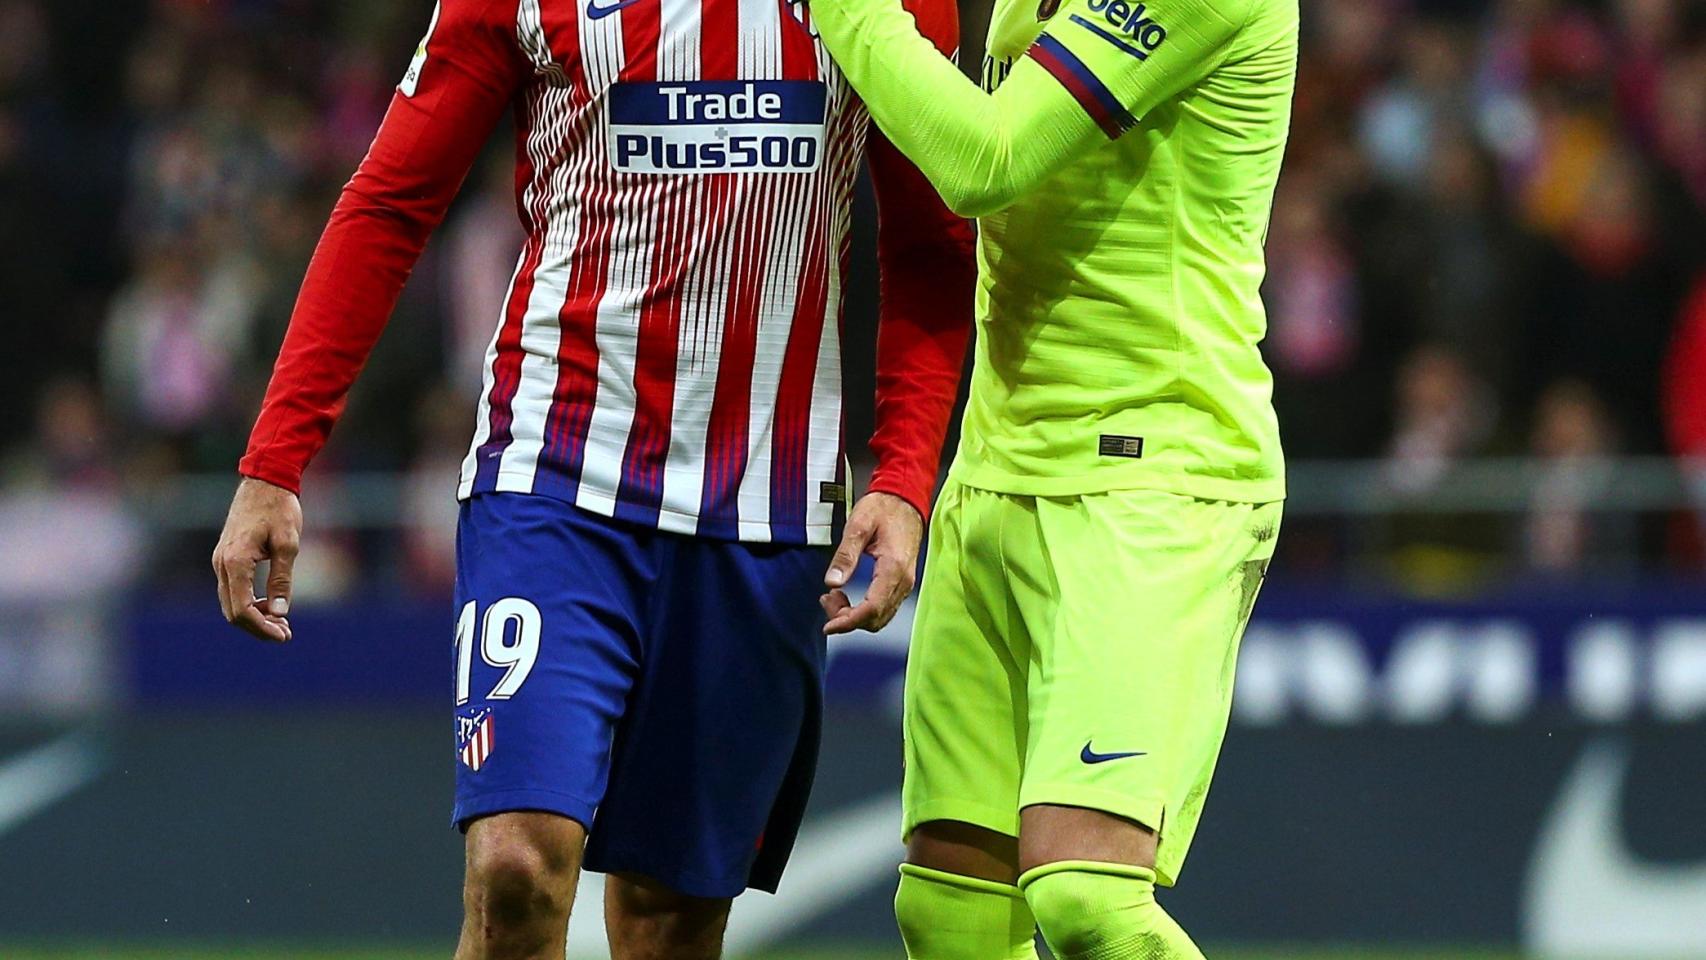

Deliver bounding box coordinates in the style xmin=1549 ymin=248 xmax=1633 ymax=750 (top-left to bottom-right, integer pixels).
xmin=0 ymin=947 xmax=1526 ymax=960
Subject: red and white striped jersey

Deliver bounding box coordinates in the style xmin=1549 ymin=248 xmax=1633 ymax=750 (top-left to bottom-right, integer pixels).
xmin=240 ymin=0 xmax=975 ymax=545
xmin=457 ymin=0 xmax=877 ymax=543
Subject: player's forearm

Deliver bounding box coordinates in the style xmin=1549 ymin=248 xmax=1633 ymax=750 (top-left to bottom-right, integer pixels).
xmin=241 ymin=132 xmax=481 ymax=491
xmin=868 ymin=259 xmax=973 ymax=517
xmin=864 ymin=129 xmax=976 ymax=518
xmin=240 ymin=16 xmax=520 ymax=490
xmin=239 ymin=181 xmax=440 ymax=492
xmin=867 ymin=318 xmax=970 ymax=517
xmin=812 ymin=0 xmax=1099 ymax=216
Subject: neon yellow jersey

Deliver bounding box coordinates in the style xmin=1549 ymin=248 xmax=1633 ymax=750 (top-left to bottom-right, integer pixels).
xmin=810 ymin=0 xmax=1298 ymax=502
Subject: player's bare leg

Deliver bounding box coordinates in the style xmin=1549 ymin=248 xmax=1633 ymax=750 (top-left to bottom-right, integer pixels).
xmin=455 ymin=812 xmax=586 ymax=960
xmin=1017 ymin=804 xmax=1157 ymax=873
xmin=894 ymin=820 xmax=1037 ymax=959
xmin=604 ymin=872 xmax=732 ymax=960
xmin=1016 ymin=804 xmax=1202 ymax=960
xmin=909 ymin=818 xmax=1020 ymax=882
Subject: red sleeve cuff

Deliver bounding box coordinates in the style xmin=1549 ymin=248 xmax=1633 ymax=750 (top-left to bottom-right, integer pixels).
xmin=866 ymin=469 xmax=935 ymax=522
xmin=237 ymin=452 xmax=305 ymax=496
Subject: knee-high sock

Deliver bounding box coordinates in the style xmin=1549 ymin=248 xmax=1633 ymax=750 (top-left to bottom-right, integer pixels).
xmin=1018 ymin=860 xmax=1204 ymax=960
xmin=894 ymin=863 xmax=1040 ymax=960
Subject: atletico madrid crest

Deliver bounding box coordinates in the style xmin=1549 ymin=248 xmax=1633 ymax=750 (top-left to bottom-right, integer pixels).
xmin=458 ymin=707 xmax=495 ymax=772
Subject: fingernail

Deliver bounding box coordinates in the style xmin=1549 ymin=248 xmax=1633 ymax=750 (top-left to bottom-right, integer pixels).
xmin=270 ymin=597 xmax=289 ymax=616
xmin=827 ymin=567 xmax=846 ymax=586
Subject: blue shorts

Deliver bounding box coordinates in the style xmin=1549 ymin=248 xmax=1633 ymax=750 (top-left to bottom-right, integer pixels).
xmin=451 ymin=493 xmax=829 ymax=898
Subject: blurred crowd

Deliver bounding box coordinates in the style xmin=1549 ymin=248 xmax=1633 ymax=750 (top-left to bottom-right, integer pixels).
xmin=1273 ymin=0 xmax=1705 ymax=461
xmin=1262 ymin=0 xmax=1706 ymax=579
xmin=0 ymin=0 xmax=1703 ymax=594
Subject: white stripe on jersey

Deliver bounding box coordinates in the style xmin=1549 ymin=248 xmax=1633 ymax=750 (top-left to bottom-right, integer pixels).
xmin=732 ymin=174 xmax=801 ymax=540
xmin=464 ymin=0 xmax=569 ymax=497
xmin=456 ymin=265 xmax=518 ymax=499
xmin=654 ymin=0 xmax=716 ymax=535
xmin=804 ymin=236 xmax=844 ymax=531
xmin=804 ymin=103 xmax=865 ymax=529
xmin=516 ymin=0 xmax=558 ymax=74
xmin=578 ymin=8 xmax=621 ymax=91
xmin=567 ymin=4 xmax=637 ymax=518
xmin=738 ymin=0 xmax=783 ymax=79
xmin=727 ymin=0 xmax=798 ymax=539
xmin=658 ymin=0 xmax=700 ymax=79
xmin=495 ymin=80 xmax=583 ymax=492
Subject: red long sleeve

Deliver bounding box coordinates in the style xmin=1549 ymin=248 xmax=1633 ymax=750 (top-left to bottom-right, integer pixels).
xmin=862 ymin=0 xmax=978 ymax=519
xmin=240 ymin=0 xmax=526 ymax=493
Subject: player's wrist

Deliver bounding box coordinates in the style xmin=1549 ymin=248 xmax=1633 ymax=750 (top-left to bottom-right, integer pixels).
xmin=237 ymin=452 xmax=305 ymax=497
xmin=236 ymin=475 xmax=299 ymax=500
xmin=863 ymin=478 xmax=930 ymax=522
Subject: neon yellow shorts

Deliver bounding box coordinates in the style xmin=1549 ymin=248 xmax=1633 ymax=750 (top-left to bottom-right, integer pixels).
xmin=902 ymin=480 xmax=1281 ymax=886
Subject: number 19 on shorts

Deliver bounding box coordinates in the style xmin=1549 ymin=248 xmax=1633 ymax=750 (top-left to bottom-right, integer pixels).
xmin=455 ymin=598 xmax=541 ymax=705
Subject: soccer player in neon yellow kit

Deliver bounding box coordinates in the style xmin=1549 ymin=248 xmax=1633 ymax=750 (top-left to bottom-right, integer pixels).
xmin=807 ymin=0 xmax=1297 ymax=955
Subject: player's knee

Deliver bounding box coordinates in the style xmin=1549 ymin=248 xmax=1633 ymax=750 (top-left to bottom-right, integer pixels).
xmin=1022 ymin=868 xmax=1114 ymax=956
xmin=891 ymin=865 xmax=938 ymax=949
xmin=894 ymin=863 xmax=1038 ymax=960
xmin=606 ymin=874 xmax=730 ymax=960
xmin=1020 ymin=861 xmax=1195 ymax=959
xmin=466 ymin=833 xmax=575 ymax=931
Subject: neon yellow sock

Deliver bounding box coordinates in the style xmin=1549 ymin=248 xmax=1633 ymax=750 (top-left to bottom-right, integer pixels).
xmin=894 ymin=863 xmax=1040 ymax=960
xmin=1018 ymin=861 xmax=1205 ymax=960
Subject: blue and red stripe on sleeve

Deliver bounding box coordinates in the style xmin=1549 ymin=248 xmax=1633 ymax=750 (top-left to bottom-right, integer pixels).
xmin=1025 ymin=34 xmax=1137 ymax=139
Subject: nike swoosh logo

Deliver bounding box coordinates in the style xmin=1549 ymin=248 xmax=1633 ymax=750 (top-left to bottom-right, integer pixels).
xmin=586 ymin=0 xmax=641 ymax=19
xmin=1524 ymin=739 xmax=1706 ymax=957
xmin=1081 ymin=742 xmax=1146 ymax=764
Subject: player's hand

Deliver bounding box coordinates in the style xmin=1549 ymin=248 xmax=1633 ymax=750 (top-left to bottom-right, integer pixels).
xmin=821 ymin=491 xmax=922 ymax=635
xmin=211 ymin=477 xmax=302 ymax=643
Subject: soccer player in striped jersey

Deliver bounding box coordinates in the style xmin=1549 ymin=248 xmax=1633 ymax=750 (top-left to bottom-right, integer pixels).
xmin=802 ymin=0 xmax=1297 ymax=956
xmin=208 ymin=0 xmax=974 ymax=956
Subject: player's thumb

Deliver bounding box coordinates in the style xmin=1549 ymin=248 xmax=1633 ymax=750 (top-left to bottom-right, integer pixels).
xmin=265 ymin=533 xmax=298 ymax=616
xmin=825 ymin=518 xmax=872 ymax=588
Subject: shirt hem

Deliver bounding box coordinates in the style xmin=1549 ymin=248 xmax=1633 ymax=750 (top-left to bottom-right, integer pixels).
xmin=457 ymin=468 xmax=835 ymax=546
xmin=947 ymin=460 xmax=1285 ymax=504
